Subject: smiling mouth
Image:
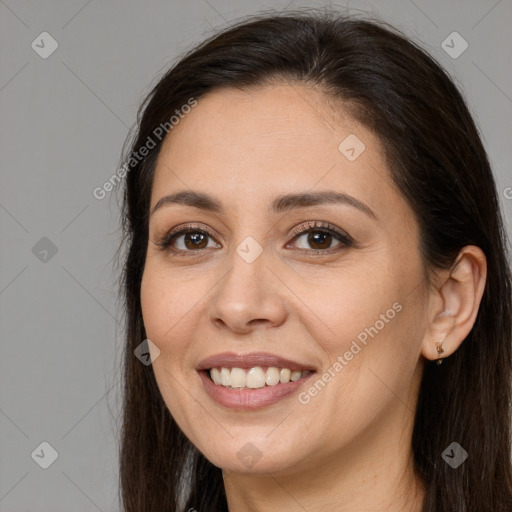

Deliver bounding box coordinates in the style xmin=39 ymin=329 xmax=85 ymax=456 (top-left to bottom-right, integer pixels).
xmin=203 ymin=366 xmax=315 ymax=389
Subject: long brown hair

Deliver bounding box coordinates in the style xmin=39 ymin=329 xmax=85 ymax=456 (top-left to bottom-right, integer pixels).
xmin=116 ymin=9 xmax=512 ymax=511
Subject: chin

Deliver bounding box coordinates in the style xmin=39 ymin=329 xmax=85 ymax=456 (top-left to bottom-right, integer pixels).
xmin=199 ymin=439 xmax=308 ymax=475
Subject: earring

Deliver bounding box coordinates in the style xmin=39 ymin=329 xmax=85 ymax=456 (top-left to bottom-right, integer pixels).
xmin=436 ymin=342 xmax=445 ymax=365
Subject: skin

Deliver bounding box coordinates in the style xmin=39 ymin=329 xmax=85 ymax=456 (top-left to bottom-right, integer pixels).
xmin=140 ymin=83 xmax=487 ymax=512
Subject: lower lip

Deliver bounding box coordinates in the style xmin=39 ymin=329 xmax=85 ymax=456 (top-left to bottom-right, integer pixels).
xmin=198 ymin=370 xmax=315 ymax=410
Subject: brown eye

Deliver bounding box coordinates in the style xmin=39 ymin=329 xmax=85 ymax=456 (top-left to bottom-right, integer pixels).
xmin=156 ymin=221 xmax=352 ymax=257
xmin=156 ymin=226 xmax=220 ymax=253
xmin=182 ymin=231 xmax=209 ymax=250
xmin=287 ymin=221 xmax=354 ymax=255
xmin=305 ymin=231 xmax=335 ymax=250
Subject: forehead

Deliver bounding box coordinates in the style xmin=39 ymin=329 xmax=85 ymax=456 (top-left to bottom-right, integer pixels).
xmin=151 ymin=83 xmax=401 ymax=220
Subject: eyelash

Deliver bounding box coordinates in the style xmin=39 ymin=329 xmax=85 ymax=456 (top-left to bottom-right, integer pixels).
xmin=154 ymin=221 xmax=354 ymax=257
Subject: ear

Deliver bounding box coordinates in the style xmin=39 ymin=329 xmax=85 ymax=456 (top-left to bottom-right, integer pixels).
xmin=421 ymin=245 xmax=487 ymax=363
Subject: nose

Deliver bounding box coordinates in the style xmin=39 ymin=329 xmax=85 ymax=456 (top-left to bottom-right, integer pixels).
xmin=208 ymin=245 xmax=288 ymax=334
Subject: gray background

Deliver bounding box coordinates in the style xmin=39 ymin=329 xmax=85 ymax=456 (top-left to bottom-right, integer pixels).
xmin=1 ymin=0 xmax=511 ymax=510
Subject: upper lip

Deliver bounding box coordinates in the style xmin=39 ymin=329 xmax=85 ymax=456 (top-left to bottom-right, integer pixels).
xmin=197 ymin=352 xmax=317 ymax=371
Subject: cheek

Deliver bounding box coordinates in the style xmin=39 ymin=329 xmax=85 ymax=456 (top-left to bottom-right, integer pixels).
xmin=140 ymin=267 xmax=205 ymax=430
xmin=140 ymin=266 xmax=195 ymax=341
xmin=290 ymin=264 xmax=400 ymax=357
xmin=308 ymin=263 xmax=422 ymax=393
xmin=140 ymin=270 xmax=167 ymax=338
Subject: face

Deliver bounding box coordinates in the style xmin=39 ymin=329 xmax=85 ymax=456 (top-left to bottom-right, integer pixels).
xmin=140 ymin=83 xmax=430 ymax=476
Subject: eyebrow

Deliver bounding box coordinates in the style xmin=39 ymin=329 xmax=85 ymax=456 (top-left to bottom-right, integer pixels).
xmin=151 ymin=190 xmax=377 ymax=220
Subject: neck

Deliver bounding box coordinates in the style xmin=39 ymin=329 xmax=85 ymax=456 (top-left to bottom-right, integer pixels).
xmin=223 ymin=440 xmax=425 ymax=512
xmin=222 ymin=372 xmax=425 ymax=512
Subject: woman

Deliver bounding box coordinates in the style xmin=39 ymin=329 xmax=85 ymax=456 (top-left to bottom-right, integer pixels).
xmin=116 ymin=10 xmax=512 ymax=511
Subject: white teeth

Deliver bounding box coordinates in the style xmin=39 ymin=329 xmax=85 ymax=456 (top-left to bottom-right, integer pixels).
xmin=211 ymin=368 xmax=221 ymax=385
xmin=265 ymin=367 xmax=280 ymax=386
xmin=246 ymin=367 xmax=266 ymax=388
xmin=246 ymin=366 xmax=266 ymax=389
xmin=290 ymin=370 xmax=302 ymax=382
xmin=279 ymin=368 xmax=291 ymax=383
xmin=208 ymin=366 xmax=311 ymax=388
xmin=230 ymin=368 xmax=246 ymax=388
xmin=220 ymin=367 xmax=231 ymax=386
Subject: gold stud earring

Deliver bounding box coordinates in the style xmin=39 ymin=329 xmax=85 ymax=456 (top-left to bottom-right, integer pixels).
xmin=436 ymin=342 xmax=445 ymax=365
